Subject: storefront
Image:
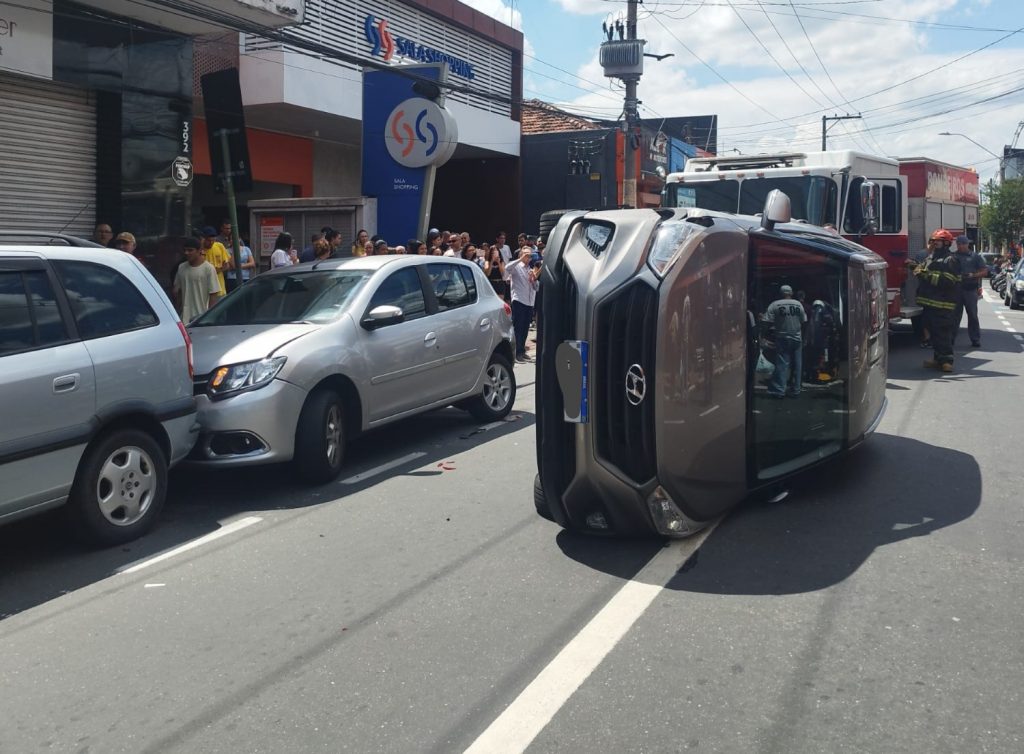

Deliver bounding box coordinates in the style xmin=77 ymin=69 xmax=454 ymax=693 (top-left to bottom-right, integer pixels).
xmin=0 ymin=0 xmax=193 ymax=282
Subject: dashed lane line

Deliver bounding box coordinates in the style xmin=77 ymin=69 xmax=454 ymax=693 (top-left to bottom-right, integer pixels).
xmin=341 ymin=452 xmax=427 ymax=485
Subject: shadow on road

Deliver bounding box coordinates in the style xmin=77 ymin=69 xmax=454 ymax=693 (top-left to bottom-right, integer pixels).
xmin=0 ymin=407 xmax=535 ymax=621
xmin=665 ymin=433 xmax=980 ymax=595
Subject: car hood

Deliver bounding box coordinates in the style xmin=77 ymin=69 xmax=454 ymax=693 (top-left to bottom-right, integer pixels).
xmin=188 ymin=324 xmax=321 ymax=374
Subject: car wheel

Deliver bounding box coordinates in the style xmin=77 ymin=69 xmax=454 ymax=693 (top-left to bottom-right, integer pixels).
xmin=294 ymin=389 xmax=345 ymax=484
xmin=466 ymin=353 xmax=516 ymax=421
xmin=67 ymin=429 xmax=167 ymax=546
xmin=534 ymin=474 xmax=554 ymax=521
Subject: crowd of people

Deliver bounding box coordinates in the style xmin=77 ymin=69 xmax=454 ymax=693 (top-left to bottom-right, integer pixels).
xmin=126 ymin=221 xmax=549 ymax=362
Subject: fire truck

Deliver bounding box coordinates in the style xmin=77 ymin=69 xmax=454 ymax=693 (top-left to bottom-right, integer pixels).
xmin=662 ymin=150 xmax=911 ymax=320
xmin=898 ymin=158 xmax=980 ymax=253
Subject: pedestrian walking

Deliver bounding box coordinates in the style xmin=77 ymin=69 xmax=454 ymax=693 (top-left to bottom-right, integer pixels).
xmin=952 ymin=234 xmax=986 ymax=348
xmin=173 ymin=237 xmax=221 ymax=323
xmin=201 ymin=226 xmax=230 ymax=295
xmin=765 ymin=284 xmax=807 ymax=398
xmin=914 ymin=229 xmax=962 ymax=373
xmin=506 ymin=247 xmax=538 ymax=362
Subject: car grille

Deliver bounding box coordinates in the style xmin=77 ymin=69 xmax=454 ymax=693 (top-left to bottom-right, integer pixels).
xmin=593 ymin=282 xmax=657 ymax=484
xmin=536 ymin=262 xmax=578 ymax=500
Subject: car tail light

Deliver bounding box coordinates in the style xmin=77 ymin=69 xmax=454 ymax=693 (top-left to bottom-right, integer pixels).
xmin=177 ymin=321 xmax=194 ymax=379
xmin=503 ymin=301 xmax=512 ymax=318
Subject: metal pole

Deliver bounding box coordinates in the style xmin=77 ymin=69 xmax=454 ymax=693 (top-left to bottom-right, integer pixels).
xmin=622 ymin=0 xmax=639 ymax=209
xmin=821 ymin=115 xmax=827 ymax=151
xmin=217 ymin=128 xmax=245 ymax=283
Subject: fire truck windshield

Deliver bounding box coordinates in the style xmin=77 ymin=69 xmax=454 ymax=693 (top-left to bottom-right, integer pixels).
xmin=666 ymin=175 xmax=837 ymax=227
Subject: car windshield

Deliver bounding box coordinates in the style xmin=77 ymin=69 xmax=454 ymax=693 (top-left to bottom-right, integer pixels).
xmin=192 ymin=270 xmax=370 ymax=326
xmin=666 ymin=176 xmax=835 ymax=226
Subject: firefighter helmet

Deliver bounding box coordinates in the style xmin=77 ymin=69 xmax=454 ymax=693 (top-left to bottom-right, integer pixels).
xmin=930 ymin=228 xmax=955 ymax=243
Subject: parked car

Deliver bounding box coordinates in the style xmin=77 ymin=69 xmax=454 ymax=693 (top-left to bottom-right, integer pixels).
xmin=534 ymin=191 xmax=888 ymax=537
xmin=0 ymin=236 xmax=198 ymax=545
xmin=187 ymin=255 xmax=516 ymax=482
xmin=1003 ymin=258 xmax=1024 ymax=309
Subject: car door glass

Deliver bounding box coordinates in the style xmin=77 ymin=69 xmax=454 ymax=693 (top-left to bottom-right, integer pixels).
xmin=24 ymin=270 xmax=69 ymax=346
xmin=52 ymin=260 xmax=157 ymax=339
xmin=368 ymin=267 xmax=427 ymax=320
xmin=0 ymin=271 xmax=33 ymax=355
xmin=427 ymin=263 xmax=474 ymax=310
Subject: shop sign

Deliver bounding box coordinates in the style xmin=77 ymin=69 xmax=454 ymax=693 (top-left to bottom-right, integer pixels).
xmin=384 ymin=98 xmax=457 ymax=169
xmin=0 ymin=0 xmax=53 ymax=81
xmin=363 ymin=15 xmax=475 ymax=80
xmin=259 ymin=216 xmax=285 ymax=257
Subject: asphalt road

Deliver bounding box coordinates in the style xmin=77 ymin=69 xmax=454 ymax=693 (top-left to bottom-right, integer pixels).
xmin=1 ymin=294 xmax=1022 ymax=754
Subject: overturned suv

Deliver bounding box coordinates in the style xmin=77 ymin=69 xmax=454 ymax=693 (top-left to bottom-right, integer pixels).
xmin=534 ymin=192 xmax=888 ymax=537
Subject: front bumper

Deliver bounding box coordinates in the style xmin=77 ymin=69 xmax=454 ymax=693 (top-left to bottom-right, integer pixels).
xmin=186 ymin=378 xmax=308 ymax=467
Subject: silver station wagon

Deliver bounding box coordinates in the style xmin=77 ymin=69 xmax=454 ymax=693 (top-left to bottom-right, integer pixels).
xmin=187 ymin=255 xmax=517 ymax=482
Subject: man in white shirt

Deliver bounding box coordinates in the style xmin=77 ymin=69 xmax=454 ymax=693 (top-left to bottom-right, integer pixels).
xmin=495 ymin=231 xmax=512 ymax=264
xmin=173 ymin=237 xmax=221 ymax=323
xmin=506 ymin=247 xmax=539 ymax=362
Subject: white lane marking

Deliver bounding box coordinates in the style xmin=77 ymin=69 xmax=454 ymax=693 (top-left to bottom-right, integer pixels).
xmin=341 ymin=452 xmax=426 ymax=485
xmin=1008 ymin=328 xmax=1019 ymax=333
xmin=144 ymin=583 xmax=165 ymax=588
xmin=119 ymin=516 xmax=263 ymax=575
xmin=699 ymin=404 xmax=720 ymax=417
xmin=463 ymin=524 xmax=719 ymax=754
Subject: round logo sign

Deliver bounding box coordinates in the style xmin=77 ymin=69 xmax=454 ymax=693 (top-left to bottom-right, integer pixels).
xmin=172 ymin=156 xmax=193 ymax=188
xmin=384 ymin=98 xmax=458 ymax=169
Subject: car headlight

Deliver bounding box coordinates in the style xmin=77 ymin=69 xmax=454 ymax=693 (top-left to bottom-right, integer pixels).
xmin=207 ymin=356 xmax=286 ymax=398
xmin=1015 ymin=279 xmax=1024 ymax=291
xmin=647 ymin=220 xmax=698 ymax=277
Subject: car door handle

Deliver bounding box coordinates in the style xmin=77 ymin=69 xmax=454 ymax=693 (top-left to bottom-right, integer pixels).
xmin=479 ymin=317 xmax=491 ymax=330
xmin=53 ymin=373 xmax=80 ymax=393
xmin=424 ymin=332 xmax=437 ymax=347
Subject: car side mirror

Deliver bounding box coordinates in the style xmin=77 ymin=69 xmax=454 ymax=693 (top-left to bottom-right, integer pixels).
xmin=760 ymin=189 xmax=792 ymax=231
xmin=860 ymin=180 xmax=878 ymax=236
xmin=361 ymin=305 xmax=404 ymax=330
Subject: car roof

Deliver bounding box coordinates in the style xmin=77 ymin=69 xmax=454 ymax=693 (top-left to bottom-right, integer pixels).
xmin=263 ymin=254 xmax=479 ymax=276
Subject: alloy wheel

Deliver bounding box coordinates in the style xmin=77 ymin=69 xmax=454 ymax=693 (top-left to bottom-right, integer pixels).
xmin=483 ymin=362 xmax=513 ymax=411
xmin=325 ymin=403 xmax=342 ymax=467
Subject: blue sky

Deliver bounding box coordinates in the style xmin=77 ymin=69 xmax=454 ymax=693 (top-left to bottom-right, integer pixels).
xmin=466 ymin=0 xmax=1023 ymax=183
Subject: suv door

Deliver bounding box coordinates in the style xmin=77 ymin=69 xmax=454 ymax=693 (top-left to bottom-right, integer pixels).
xmin=0 ymin=260 xmax=96 ymax=517
xmin=425 ymin=262 xmax=488 ymax=397
xmin=360 ymin=266 xmax=446 ymax=421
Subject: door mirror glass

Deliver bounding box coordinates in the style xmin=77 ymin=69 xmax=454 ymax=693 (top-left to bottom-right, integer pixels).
xmin=361 ymin=305 xmax=404 ymax=330
xmin=859 ymin=180 xmax=878 ymax=235
xmin=760 ymin=189 xmax=792 ymax=231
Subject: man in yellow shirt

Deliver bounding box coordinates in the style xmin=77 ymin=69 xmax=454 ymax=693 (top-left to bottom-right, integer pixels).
xmin=201 ymin=226 xmax=229 ymax=295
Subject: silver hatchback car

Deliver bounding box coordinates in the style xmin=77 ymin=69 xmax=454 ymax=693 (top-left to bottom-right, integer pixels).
xmin=187 ymin=255 xmax=516 ymax=482
xmin=0 ymin=241 xmax=198 ymax=545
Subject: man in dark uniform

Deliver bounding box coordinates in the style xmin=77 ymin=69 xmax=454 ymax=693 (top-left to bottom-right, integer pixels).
xmin=914 ymin=229 xmax=961 ymax=373
xmin=952 ymin=234 xmax=986 ymax=348
xmin=766 ymin=284 xmax=807 ymax=397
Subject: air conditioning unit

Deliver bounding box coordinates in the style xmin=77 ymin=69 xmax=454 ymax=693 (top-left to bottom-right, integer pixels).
xmin=600 ymin=39 xmax=645 ymax=78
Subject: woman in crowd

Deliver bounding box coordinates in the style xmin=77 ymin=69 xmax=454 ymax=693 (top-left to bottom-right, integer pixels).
xmin=484 ymin=244 xmax=506 ymax=298
xmin=351 ymin=229 xmax=369 ymax=257
xmin=270 ymin=232 xmax=297 ymax=268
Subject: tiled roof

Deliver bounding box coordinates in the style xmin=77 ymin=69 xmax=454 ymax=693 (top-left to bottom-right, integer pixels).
xmin=521 ymin=99 xmax=602 ymax=135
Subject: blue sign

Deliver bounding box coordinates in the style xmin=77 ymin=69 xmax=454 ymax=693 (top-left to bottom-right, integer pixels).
xmin=364 ymin=15 xmax=475 ymax=80
xmin=362 ymin=65 xmax=457 ymax=246
xmin=668 ymin=137 xmax=698 ymax=173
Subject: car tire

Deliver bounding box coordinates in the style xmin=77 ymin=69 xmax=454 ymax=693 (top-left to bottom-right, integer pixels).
xmin=533 ymin=474 xmax=554 ymax=521
xmin=466 ymin=353 xmax=517 ymax=422
xmin=538 ymin=209 xmax=570 ymax=240
xmin=67 ymin=429 xmax=168 ymax=546
xmin=294 ymin=389 xmax=345 ymax=484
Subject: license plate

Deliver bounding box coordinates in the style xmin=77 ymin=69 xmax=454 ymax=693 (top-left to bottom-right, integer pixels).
xmin=556 ymin=340 xmax=588 ymax=424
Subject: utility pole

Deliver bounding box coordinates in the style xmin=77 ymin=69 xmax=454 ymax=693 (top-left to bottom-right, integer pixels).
xmin=821 ymin=113 xmax=862 ymax=151
xmin=622 ymin=0 xmax=639 ymax=208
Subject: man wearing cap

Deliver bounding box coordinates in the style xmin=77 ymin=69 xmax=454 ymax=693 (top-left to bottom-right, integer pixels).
xmin=952 ymin=235 xmax=986 ymax=348
xmin=200 ymin=226 xmax=229 ymax=296
xmin=113 ymin=232 xmax=137 ymax=256
xmin=765 ymin=284 xmax=807 ymax=398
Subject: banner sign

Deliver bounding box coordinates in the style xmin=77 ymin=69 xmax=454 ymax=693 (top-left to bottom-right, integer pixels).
xmin=925 ymin=162 xmax=979 ymax=205
xmin=0 ymin=0 xmax=53 ymax=80
xmin=363 ymin=15 xmax=475 ymax=80
xmin=361 ymin=64 xmax=458 ymax=245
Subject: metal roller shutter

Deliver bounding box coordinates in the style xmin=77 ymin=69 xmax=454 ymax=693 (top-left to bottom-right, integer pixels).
xmin=0 ymin=75 xmax=97 ymax=238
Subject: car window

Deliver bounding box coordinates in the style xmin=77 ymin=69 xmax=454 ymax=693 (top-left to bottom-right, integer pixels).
xmin=53 ymin=260 xmax=157 ymax=339
xmin=426 ymin=263 xmax=477 ymax=310
xmin=193 ymin=270 xmax=370 ymax=326
xmin=368 ymin=267 xmax=427 ymax=320
xmin=0 ymin=270 xmax=70 ymax=356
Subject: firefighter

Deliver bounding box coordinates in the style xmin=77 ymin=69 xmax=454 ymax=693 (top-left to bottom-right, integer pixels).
xmin=914 ymin=229 xmax=962 ymax=373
